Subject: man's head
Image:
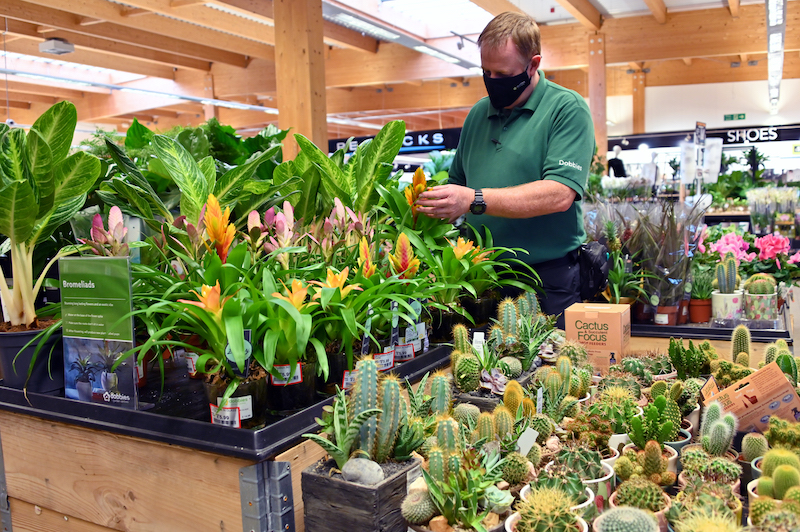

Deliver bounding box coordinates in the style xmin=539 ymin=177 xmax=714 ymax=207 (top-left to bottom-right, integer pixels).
xmin=478 ymin=12 xmax=542 ymax=109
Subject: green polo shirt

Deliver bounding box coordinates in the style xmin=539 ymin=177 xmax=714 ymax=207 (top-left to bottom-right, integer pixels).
xmin=449 ymin=71 xmax=594 ymax=264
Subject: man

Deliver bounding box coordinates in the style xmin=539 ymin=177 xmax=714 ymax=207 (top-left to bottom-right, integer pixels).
xmin=416 ymin=11 xmax=594 ymax=327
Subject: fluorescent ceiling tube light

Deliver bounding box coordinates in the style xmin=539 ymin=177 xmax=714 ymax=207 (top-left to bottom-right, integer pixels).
xmin=769 ymin=33 xmax=783 ymax=54
xmin=330 ymin=13 xmax=400 ymax=40
xmin=414 ymin=46 xmax=460 ymax=64
xmin=767 ymin=0 xmax=785 ymax=26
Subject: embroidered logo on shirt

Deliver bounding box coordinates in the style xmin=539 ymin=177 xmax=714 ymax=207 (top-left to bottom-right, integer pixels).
xmin=559 ymin=160 xmax=583 ymax=171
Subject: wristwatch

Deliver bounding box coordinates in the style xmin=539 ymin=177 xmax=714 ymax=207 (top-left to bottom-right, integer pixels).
xmin=470 ymin=189 xmax=487 ymax=215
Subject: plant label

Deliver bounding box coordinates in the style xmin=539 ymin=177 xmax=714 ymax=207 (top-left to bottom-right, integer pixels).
xmin=225 ymin=329 xmax=252 ymax=378
xmin=419 ymin=322 xmax=429 ymax=352
xmin=390 ymin=301 xmax=400 ymax=347
xmin=209 ymin=403 xmax=241 ymax=428
xmin=361 ymin=305 xmax=373 ymax=356
xmin=536 ymin=387 xmax=544 ymax=414
xmin=517 ymin=427 xmax=539 ymax=457
xmin=342 ymin=370 xmax=357 ymax=390
xmin=376 ymin=350 xmax=395 ymax=372
xmin=394 ymin=343 xmax=415 ymax=362
xmin=472 ymin=331 xmax=485 ymax=352
xmin=217 ymin=395 xmax=253 ymax=420
xmin=271 ymin=363 xmax=303 ymax=386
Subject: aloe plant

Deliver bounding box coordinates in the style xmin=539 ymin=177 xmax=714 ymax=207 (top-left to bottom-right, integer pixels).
xmin=0 ymin=101 xmax=102 ymax=327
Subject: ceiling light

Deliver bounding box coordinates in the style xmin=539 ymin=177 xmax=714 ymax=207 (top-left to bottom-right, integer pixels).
xmin=413 ymin=46 xmax=460 ymax=64
xmin=769 ymin=33 xmax=783 ymax=54
xmin=767 ymin=0 xmax=785 ymax=26
xmin=330 ymin=13 xmax=400 ymax=41
xmin=39 ymin=38 xmax=74 ymax=55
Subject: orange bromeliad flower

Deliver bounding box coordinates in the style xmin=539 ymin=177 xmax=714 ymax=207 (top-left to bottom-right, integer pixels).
xmin=389 ymin=232 xmax=420 ymax=280
xmin=178 ymin=281 xmax=232 ymax=320
xmin=310 ymin=267 xmax=362 ymax=300
xmin=273 ymin=279 xmax=312 ymax=310
xmin=205 ymin=194 xmax=235 ymax=263
xmin=358 ymin=237 xmax=377 ymax=277
xmin=451 ymin=236 xmax=476 ymax=260
xmin=404 ymin=167 xmax=427 ymax=221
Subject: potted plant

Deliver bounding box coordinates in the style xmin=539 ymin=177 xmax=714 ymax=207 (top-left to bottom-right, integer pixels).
xmin=0 ymin=102 xmax=102 ymax=393
xmin=593 ymin=507 xmax=658 ymax=532
xmin=625 ymin=395 xmax=679 ymax=472
xmin=68 ymin=355 xmax=98 ymax=402
xmin=506 ymin=485 xmax=588 ymax=532
xmin=743 ymin=272 xmax=778 ymax=320
xmin=609 ymin=478 xmax=671 ymax=532
xmin=303 ymin=355 xmax=425 ymax=532
xmin=688 ymin=269 xmax=714 ymax=323
xmin=711 ymin=252 xmax=743 ymax=320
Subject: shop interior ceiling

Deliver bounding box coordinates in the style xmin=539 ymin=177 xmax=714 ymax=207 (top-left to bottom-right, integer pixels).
xmin=0 ymin=0 xmax=792 ymax=138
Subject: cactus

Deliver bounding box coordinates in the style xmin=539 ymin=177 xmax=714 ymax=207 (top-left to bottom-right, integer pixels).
xmin=614 ymin=455 xmax=635 ymax=480
xmin=521 ymin=397 xmax=536 ymax=417
xmin=419 ymin=435 xmax=437 ymax=458
xmin=452 ymin=403 xmax=480 ymax=427
xmin=477 ymin=412 xmax=495 ymax=442
xmin=700 ymin=456 xmax=742 ymax=484
xmin=750 ymin=497 xmax=779 ymax=525
xmin=628 ymin=395 xmax=674 ymax=449
xmin=599 ymin=374 xmax=641 ymax=399
xmin=454 ymin=353 xmax=481 ymax=392
xmin=758 ymin=476 xmax=775 ymax=498
xmin=619 ymin=357 xmax=653 ymax=386
xmin=774 ymin=464 xmax=800 ymax=500
xmin=715 ymin=252 xmax=739 ymax=294
xmin=614 ymin=478 xmax=667 ymax=512
xmin=650 ymin=380 xmax=668 ymax=398
xmin=374 ymin=375 xmax=402 ymax=462
xmin=493 ymin=405 xmax=514 ymax=438
xmin=745 ymin=273 xmax=777 ymax=294
xmin=777 ymin=339 xmax=790 ymax=350
xmin=501 ymin=451 xmax=530 ymax=486
xmin=428 ymin=447 xmax=447 ymax=482
xmin=730 ymin=324 xmax=751 ymax=361
xmin=742 ymin=432 xmax=770 ymax=462
xmin=499 ymin=356 xmax=523 ymax=378
xmin=515 ymin=486 xmax=580 ymax=532
xmin=700 ymin=400 xmax=737 ymax=456
xmin=429 ymin=371 xmax=451 ymax=415
xmin=676 ymin=509 xmax=744 ymax=532
xmin=763 ymin=449 xmax=800 ymax=478
xmin=593 ymin=507 xmax=658 ymax=532
xmin=668 ymin=338 xmax=709 ymax=380
xmin=784 ymin=485 xmax=800 ymax=505
xmin=447 ymin=452 xmax=461 ymax=478
xmin=498 ymin=298 xmax=518 ymax=339
xmin=765 ymin=343 xmax=779 ymax=365
xmin=776 ymin=353 xmax=799 ymax=386
xmin=400 ymin=489 xmax=436 ymax=525
xmin=529 ymin=413 xmax=553 ymax=444
xmin=517 ymin=290 xmax=539 ymax=317
xmin=556 ymin=355 xmax=572 ymax=380
xmin=527 ymin=442 xmax=542 ymax=467
xmin=351 ymin=356 xmax=379 ymax=458
xmin=452 ymin=323 xmax=471 ymax=356
xmin=759 ymin=508 xmax=800 ymax=531
xmin=558 ymin=340 xmax=588 ymax=367
xmin=735 ymin=351 xmax=750 ymax=367
xmin=503 ymin=380 xmax=524 ymax=416
xmin=436 ymin=417 xmax=460 ymax=453
xmin=679 ymin=447 xmax=710 ymax=476
xmin=550 ymin=447 xmax=605 ymax=480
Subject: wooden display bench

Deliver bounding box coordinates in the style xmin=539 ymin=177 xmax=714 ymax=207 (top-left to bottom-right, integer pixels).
xmin=0 ymin=346 xmax=451 ymax=532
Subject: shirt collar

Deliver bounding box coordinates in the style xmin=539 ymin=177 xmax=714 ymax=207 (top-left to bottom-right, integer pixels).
xmin=486 ymin=69 xmax=548 ymax=118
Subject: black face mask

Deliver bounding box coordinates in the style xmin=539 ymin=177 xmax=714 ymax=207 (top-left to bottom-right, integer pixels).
xmin=483 ymin=69 xmax=532 ymax=109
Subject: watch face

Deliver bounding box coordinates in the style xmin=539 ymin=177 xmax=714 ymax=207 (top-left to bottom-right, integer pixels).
xmin=470 ymin=202 xmax=487 ymax=215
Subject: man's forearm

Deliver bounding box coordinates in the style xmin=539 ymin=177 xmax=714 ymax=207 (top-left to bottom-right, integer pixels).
xmin=482 ymin=180 xmax=576 ymax=218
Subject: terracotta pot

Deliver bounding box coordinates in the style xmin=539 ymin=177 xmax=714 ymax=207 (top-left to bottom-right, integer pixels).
xmin=677 ymin=298 xmax=690 ymax=325
xmin=609 ymin=490 xmax=671 ymax=532
xmin=653 ymin=304 xmax=679 ymax=325
xmin=632 ymin=301 xmax=653 ymax=324
xmin=688 ymin=298 xmax=712 ymax=323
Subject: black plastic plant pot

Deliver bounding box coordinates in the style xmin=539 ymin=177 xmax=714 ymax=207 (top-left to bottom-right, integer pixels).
xmin=461 ymin=293 xmax=499 ymax=327
xmin=266 ymin=361 xmax=317 ymax=415
xmin=203 ymin=375 xmax=269 ymax=430
xmin=0 ymin=328 xmax=64 ymax=394
xmin=428 ymin=308 xmax=468 ymax=343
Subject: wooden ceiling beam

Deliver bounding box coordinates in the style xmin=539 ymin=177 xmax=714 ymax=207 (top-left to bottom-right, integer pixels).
xmin=326 ymin=79 xmax=487 ymax=114
xmin=728 ymin=0 xmax=740 ymax=18
xmin=78 ymin=17 xmax=105 ymax=26
xmin=3 ymin=80 xmax=88 ymax=100
xmin=2 ymin=91 xmax=58 ymax=105
xmin=467 ymin=0 xmax=525 ymax=15
xmin=18 ymin=0 xmax=272 ymax=62
xmin=553 ymin=0 xmax=602 ymax=31
xmin=0 ymin=101 xmax=32 ymax=110
xmin=3 ymin=34 xmax=178 ymax=79
xmin=642 ymin=0 xmax=668 ymax=24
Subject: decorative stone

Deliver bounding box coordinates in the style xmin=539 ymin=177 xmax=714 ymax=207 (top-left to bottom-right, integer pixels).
xmin=429 ymin=515 xmax=454 ymax=532
xmin=482 ymin=512 xmax=500 ymax=529
xmin=409 ymin=476 xmax=428 ymax=492
xmin=341 ymin=458 xmax=384 ymax=485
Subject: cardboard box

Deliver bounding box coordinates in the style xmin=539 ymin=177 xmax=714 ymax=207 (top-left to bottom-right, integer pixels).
xmin=702 ymin=361 xmax=800 ymax=432
xmin=564 ymin=303 xmax=631 ymax=375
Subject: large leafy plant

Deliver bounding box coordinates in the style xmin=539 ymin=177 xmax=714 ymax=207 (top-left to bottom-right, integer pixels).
xmin=0 ymin=101 xmax=101 ymax=327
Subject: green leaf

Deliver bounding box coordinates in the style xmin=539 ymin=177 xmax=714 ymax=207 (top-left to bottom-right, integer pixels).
xmin=198 ymin=155 xmax=216 ymax=192
xmin=53 ymin=152 xmax=101 ymax=204
xmin=33 ymin=195 xmax=86 ymax=245
xmin=215 ymin=145 xmax=280 ymax=206
xmin=25 ymin=129 xmax=54 ymax=218
xmin=103 ymin=178 xmax=155 ymax=220
xmin=350 ymin=121 xmax=405 ymax=213
xmin=31 ymin=100 xmax=76 ymax=163
xmin=295 ymin=134 xmax=352 ymax=205
xmin=124 ymin=118 xmax=153 ymax=150
xmin=0 ymin=180 xmax=36 ymax=243
xmin=294 ymin=164 xmax=322 ymax=222
xmin=151 ymin=135 xmax=209 ymax=226
xmin=222 ymin=301 xmax=245 ymax=373
xmin=0 ymin=128 xmax=28 ymax=185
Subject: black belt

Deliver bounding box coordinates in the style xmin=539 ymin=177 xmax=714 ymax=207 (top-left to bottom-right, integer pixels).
xmin=530 ymin=248 xmax=579 ymax=270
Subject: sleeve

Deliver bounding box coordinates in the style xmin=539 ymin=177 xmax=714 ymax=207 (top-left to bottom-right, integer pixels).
xmin=447 ymin=131 xmax=466 ymax=187
xmin=541 ymin=95 xmax=595 ymax=200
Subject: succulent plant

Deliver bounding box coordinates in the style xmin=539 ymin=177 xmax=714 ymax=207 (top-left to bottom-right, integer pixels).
xmin=429 ymin=370 xmax=451 ymax=415
xmin=762 ymin=448 xmax=800 ymax=478
xmin=493 ymin=404 xmax=514 ymax=438
xmin=529 ymin=413 xmax=554 ymax=445
xmin=499 ymin=356 xmax=523 ymax=378
xmin=680 ymin=447 xmax=711 ymax=477
xmin=481 ymin=368 xmax=507 ymax=395
xmin=734 ymin=351 xmax=750 ymax=368
xmin=589 ymin=385 xmax=637 ymax=434
xmin=482 ymin=485 xmax=514 ymax=514
xmin=668 ymin=337 xmax=708 ymax=380
xmin=452 ymin=323 xmax=472 ymax=357
xmin=454 ymin=353 xmax=481 ymax=392
xmin=764 ymin=417 xmax=800 ymax=450
xmin=713 ymin=359 xmax=753 ymax=388
xmin=674 ymin=507 xmax=743 ymax=532
xmin=700 ymin=456 xmax=742 ymax=484
xmin=617 ymin=357 xmax=654 ymax=386
xmin=527 ymin=442 xmax=542 ymax=467
xmin=773 ymin=463 xmax=800 ymax=500
xmin=515 ymin=485 xmax=581 ymax=532
xmin=628 ymin=395 xmax=674 ymax=449
xmin=599 ymin=372 xmax=642 ymax=399
xmin=594 ymin=507 xmax=658 ymax=532
xmin=745 ymin=273 xmax=777 ymax=295
xmin=558 ymin=339 xmax=589 ymax=367
xmin=750 ymin=497 xmax=780 ymax=525
xmin=476 ymin=412 xmax=495 ymax=443
xmin=549 ymin=446 xmax=605 ymax=481
xmin=700 ymin=400 xmax=737 ymax=456
xmin=503 ymin=379 xmax=524 ymax=416
xmin=501 ymin=451 xmax=530 ymax=486
xmin=614 ymin=477 xmax=667 ymax=513
xmin=715 ymin=252 xmax=739 ymax=294
xmin=742 ymin=432 xmax=769 ymax=462
xmin=759 ymin=508 xmax=800 ymax=532
xmin=563 ymin=412 xmax=613 ymax=452
xmin=452 ymin=403 xmax=480 ymax=428
xmin=401 ymin=489 xmax=437 ymax=525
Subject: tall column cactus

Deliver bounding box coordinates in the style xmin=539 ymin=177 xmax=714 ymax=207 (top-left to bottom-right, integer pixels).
xmin=700 ymin=400 xmax=737 ymax=456
xmin=352 ymin=357 xmax=379 ymax=458
xmin=730 ymin=324 xmax=751 ymax=361
xmin=715 ymin=252 xmax=739 ymax=294
xmin=430 ymin=371 xmax=452 ymax=415
xmin=452 ymin=323 xmax=472 ymax=355
xmin=374 ymin=375 xmax=402 ymax=463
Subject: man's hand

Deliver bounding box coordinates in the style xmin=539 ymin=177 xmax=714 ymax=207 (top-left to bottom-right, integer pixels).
xmin=416 ymin=185 xmax=474 ymax=223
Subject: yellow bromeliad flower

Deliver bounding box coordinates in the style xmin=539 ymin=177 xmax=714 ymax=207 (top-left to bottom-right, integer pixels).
xmin=451 ymin=236 xmax=476 ymax=260
xmin=358 ymin=237 xmax=377 ymax=277
xmin=273 ymin=279 xmax=312 ymax=310
xmin=389 ymin=232 xmax=420 ymax=280
xmin=404 ymin=167 xmax=427 ymax=221
xmin=178 ymin=281 xmax=232 ymax=320
xmin=310 ymin=267 xmax=363 ymax=300
xmin=205 ymin=194 xmax=235 ymax=263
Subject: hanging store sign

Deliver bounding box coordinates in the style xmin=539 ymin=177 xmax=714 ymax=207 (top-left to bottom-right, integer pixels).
xmin=609 ymin=124 xmax=800 ymax=151
xmin=329 ymin=127 xmax=461 ymax=154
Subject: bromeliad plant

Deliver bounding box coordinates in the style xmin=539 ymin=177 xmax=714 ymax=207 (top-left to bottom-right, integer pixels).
xmin=0 ymin=101 xmax=102 ymax=328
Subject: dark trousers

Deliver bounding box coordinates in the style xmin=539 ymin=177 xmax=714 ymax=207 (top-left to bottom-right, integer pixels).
xmin=500 ymin=249 xmax=581 ymax=329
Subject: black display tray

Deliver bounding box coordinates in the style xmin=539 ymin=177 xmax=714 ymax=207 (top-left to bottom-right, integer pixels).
xmin=631 ymin=323 xmax=792 ymax=343
xmin=0 ymin=345 xmax=451 ymax=461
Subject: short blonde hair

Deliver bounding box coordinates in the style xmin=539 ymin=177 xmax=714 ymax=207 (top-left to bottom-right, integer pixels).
xmin=478 ymin=12 xmax=541 ymax=64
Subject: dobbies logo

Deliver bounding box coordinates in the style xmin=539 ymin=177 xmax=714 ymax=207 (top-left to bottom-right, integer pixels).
xmin=559 ymin=160 xmax=582 ymax=171
xmin=103 ymin=391 xmax=131 ymax=403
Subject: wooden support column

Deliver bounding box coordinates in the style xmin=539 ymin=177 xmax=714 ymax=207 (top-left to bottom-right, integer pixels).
xmin=587 ymin=33 xmax=607 ymax=158
xmin=274 ymin=0 xmax=328 ymax=159
xmin=203 ymin=73 xmax=218 ymax=121
xmin=632 ymin=71 xmax=646 ymax=134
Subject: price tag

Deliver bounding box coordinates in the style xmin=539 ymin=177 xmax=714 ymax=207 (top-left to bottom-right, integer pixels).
xmin=375 ymin=350 xmax=395 ymax=372
xmin=394 ymin=343 xmax=415 ymax=361
xmin=410 ymin=298 xmax=423 ymax=322
xmin=342 ymin=370 xmax=358 ymax=390
xmin=536 ymin=387 xmax=544 ymax=414
xmin=209 ymin=403 xmax=241 ymax=428
xmin=271 ymin=363 xmax=303 ymax=386
xmin=135 ymin=359 xmax=144 ymax=382
xmin=185 ymin=352 xmax=200 ymax=377
xmin=218 ymin=395 xmax=253 ymax=420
